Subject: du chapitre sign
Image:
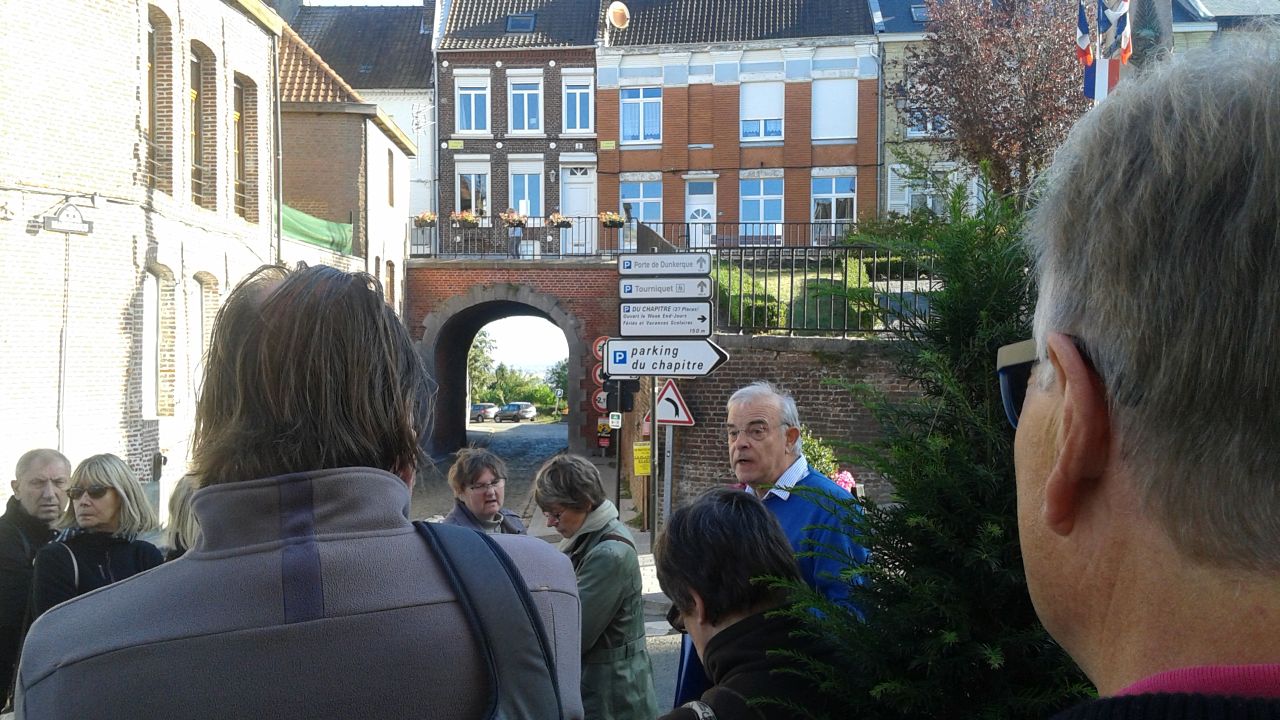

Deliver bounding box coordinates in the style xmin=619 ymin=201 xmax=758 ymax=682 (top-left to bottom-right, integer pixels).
xmin=605 ymin=339 xmax=729 ymax=377
xmin=619 ymin=302 xmax=712 ymax=338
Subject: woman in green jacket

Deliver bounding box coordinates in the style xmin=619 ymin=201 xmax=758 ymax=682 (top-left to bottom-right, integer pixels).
xmin=535 ymin=453 xmax=659 ymax=720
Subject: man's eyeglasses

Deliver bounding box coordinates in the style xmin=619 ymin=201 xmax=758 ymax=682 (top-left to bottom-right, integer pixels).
xmin=726 ymin=421 xmax=781 ymax=442
xmin=68 ymin=485 xmax=112 ymax=501
xmin=467 ymin=478 xmax=505 ymax=494
xmin=996 ymin=339 xmax=1037 ymax=429
xmin=665 ymin=604 xmax=687 ymax=633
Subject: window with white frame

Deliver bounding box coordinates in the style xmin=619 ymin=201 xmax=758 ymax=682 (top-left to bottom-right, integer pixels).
xmin=563 ymin=76 xmax=593 ymax=133
xmin=740 ymin=177 xmax=783 ymax=241
xmin=740 ymin=82 xmax=784 ymax=140
xmin=455 ymin=74 xmax=490 ymax=133
xmin=508 ymin=77 xmax=542 ymax=133
xmin=509 ymin=160 xmax=543 ymax=216
xmin=620 ymin=87 xmax=662 ymax=143
xmin=811 ymin=176 xmax=856 ymax=244
xmin=456 ymin=162 xmax=490 ymax=218
xmin=811 ymin=78 xmax=857 ymax=140
xmin=906 ymin=111 xmax=949 ymax=138
xmin=888 ymin=164 xmax=955 ymax=215
xmin=620 ymin=181 xmax=662 ymax=223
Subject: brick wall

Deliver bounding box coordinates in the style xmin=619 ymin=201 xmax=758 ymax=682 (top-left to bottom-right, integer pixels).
xmin=281 ymin=112 xmax=364 ymax=225
xmin=664 ymin=335 xmax=908 ymax=509
xmin=406 ymin=259 xmax=620 ymax=456
xmin=0 ymin=0 xmax=278 ymax=507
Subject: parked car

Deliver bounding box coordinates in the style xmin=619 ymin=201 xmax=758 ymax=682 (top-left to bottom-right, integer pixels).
xmin=495 ymin=402 xmax=537 ymax=422
xmin=470 ymin=403 xmax=498 ymax=422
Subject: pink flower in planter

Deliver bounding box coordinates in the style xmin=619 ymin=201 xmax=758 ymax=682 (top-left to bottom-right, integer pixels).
xmin=833 ymin=470 xmax=856 ymax=493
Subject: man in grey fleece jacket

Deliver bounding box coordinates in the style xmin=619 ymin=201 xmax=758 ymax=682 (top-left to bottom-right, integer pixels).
xmin=15 ymin=265 xmax=583 ymax=720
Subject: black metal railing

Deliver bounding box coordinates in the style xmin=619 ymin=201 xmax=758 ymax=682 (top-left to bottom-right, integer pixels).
xmin=406 ymin=217 xmax=932 ymax=336
xmin=713 ymin=246 xmax=935 ymax=336
xmin=409 ymin=218 xmax=857 ymax=258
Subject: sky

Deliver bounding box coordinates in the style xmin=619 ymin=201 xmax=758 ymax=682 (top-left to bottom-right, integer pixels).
xmin=482 ymin=317 xmax=569 ymax=378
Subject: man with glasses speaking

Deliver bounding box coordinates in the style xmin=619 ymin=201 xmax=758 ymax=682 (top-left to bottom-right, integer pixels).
xmin=997 ymin=29 xmax=1280 ymax=717
xmin=675 ymin=381 xmax=867 ymax=704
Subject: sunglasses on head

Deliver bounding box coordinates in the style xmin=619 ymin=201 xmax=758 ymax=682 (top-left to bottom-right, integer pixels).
xmin=665 ymin=604 xmax=687 ymax=634
xmin=68 ymin=485 xmax=111 ymax=500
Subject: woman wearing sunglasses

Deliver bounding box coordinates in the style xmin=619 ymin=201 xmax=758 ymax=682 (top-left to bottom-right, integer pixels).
xmin=30 ymin=454 xmax=162 ymax=618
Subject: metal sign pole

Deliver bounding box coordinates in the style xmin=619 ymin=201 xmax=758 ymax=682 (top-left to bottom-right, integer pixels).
xmin=650 ymin=376 xmax=659 ymax=533
xmin=662 ymin=424 xmax=673 ymax=524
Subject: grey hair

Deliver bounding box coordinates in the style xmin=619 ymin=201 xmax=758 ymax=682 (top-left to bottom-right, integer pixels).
xmin=61 ymin=454 xmax=160 ymax=537
xmin=1024 ymin=28 xmax=1280 ymax=571
xmin=727 ymin=381 xmax=802 ymax=454
xmin=534 ymin=453 xmax=606 ymax=512
xmin=15 ymin=449 xmax=70 ymax=482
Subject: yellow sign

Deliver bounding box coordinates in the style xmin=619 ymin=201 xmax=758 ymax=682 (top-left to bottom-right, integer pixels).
xmin=633 ymin=441 xmax=651 ymax=476
xmin=600 ymin=140 xmax=617 ymax=150
xmin=447 ymin=139 xmax=464 ymax=149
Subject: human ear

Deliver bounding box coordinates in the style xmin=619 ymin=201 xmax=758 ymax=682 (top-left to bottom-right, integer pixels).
xmin=784 ymin=426 xmax=801 ymax=453
xmin=1042 ymin=333 xmax=1111 ymax=536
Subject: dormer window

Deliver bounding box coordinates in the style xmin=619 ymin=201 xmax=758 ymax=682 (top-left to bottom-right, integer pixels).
xmin=506 ymin=13 xmax=535 ymax=32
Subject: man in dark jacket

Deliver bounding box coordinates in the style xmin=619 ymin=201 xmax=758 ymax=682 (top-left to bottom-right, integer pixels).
xmin=655 ymin=487 xmax=835 ymax=720
xmin=1010 ymin=29 xmax=1280 ymax=719
xmin=0 ymin=450 xmax=69 ymax=705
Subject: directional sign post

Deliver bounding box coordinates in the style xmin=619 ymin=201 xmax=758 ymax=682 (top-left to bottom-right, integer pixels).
xmin=619 ymin=277 xmax=713 ymax=300
xmin=605 ymin=338 xmax=729 ymax=377
xmin=618 ymin=252 xmax=712 ymax=276
xmin=619 ymin=302 xmax=712 ymax=338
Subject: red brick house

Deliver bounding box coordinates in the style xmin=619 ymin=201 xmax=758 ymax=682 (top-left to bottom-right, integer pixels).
xmin=597 ymin=0 xmax=880 ymax=248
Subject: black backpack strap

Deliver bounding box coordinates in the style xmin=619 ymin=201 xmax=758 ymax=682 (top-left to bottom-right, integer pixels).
xmin=599 ymin=532 xmax=635 ymax=550
xmin=413 ymin=521 xmax=563 ymax=720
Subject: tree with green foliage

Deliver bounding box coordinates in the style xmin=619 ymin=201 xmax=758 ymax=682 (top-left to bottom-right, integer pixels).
xmin=774 ymin=186 xmax=1092 ymax=719
xmin=468 ymin=330 xmax=497 ymax=396
xmin=544 ymin=359 xmax=567 ymax=397
xmin=474 ymin=363 xmax=559 ymax=415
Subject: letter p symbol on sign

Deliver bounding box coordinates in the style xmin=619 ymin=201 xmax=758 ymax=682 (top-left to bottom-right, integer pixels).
xmin=612 ymin=350 xmax=628 ymax=365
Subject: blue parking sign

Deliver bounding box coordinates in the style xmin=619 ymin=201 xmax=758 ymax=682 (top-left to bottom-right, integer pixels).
xmin=612 ymin=350 xmax=628 ymax=365
xmin=622 ymin=260 xmax=632 ymax=270
xmin=624 ymin=284 xmax=633 ymax=293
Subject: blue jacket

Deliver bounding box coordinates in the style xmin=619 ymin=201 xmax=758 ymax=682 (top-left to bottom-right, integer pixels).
xmin=763 ymin=467 xmax=867 ymax=607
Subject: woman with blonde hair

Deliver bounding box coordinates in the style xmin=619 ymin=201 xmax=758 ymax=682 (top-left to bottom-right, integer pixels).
xmin=164 ymin=474 xmax=201 ymax=560
xmin=30 ymin=454 xmax=162 ymax=617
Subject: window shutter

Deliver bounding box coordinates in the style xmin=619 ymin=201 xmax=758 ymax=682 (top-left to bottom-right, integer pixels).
xmin=740 ymin=81 xmax=784 ymax=121
xmin=811 ymin=79 xmax=857 ymax=139
xmin=888 ymin=165 xmax=910 ymax=215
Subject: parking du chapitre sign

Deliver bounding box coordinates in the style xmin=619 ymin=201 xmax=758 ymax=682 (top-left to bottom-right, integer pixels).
xmin=618 ymin=252 xmax=712 ymax=276
xmin=605 ymin=339 xmax=730 ymax=377
xmin=619 ymin=302 xmax=712 ymax=338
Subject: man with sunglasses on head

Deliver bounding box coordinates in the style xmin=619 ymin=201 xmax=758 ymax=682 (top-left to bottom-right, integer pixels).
xmin=675 ymin=381 xmax=867 ymax=704
xmin=0 ymin=450 xmax=69 ymax=708
xmin=1000 ymin=29 xmax=1280 ymax=719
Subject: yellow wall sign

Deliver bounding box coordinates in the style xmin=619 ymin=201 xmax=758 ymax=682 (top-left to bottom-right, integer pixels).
xmin=599 ymin=140 xmax=617 ymax=150
xmin=447 ymin=139 xmax=464 ymax=149
xmin=633 ymin=441 xmax=651 ymax=476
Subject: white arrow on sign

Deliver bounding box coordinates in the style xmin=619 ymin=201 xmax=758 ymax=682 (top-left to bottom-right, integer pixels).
xmin=605 ymin=338 xmax=730 ymax=377
xmin=618 ymin=277 xmax=712 ymax=300
xmin=618 ymin=252 xmax=712 ymax=277
xmin=655 ymin=379 xmax=695 ymax=426
xmin=619 ymin=301 xmax=712 ymax=338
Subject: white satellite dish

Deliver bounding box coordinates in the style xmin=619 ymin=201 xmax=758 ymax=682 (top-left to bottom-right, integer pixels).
xmin=607 ymin=1 xmax=631 ymax=29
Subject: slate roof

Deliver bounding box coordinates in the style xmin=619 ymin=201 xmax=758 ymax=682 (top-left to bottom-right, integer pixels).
xmin=291 ymin=6 xmax=433 ymax=89
xmin=1193 ymin=0 xmax=1280 ymax=16
xmin=877 ymin=0 xmax=1210 ymax=35
xmin=438 ymin=0 xmax=600 ymax=50
xmin=279 ymin=24 xmax=365 ymax=103
xmin=604 ymin=0 xmax=874 ymax=46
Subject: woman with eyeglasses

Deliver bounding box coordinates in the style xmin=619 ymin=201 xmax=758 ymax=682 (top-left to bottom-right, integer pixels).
xmin=441 ymin=448 xmax=526 ymax=534
xmin=30 ymin=454 xmax=162 ymax=618
xmin=534 ymin=453 xmax=658 ymax=720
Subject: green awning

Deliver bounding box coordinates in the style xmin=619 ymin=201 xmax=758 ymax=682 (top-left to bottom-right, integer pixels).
xmin=282 ymin=204 xmax=353 ymax=255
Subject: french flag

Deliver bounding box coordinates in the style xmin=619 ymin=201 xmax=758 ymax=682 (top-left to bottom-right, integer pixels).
xmin=1083 ymin=0 xmax=1131 ymax=100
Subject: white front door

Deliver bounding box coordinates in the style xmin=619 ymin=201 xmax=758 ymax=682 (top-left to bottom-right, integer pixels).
xmin=685 ymin=180 xmax=716 ymax=248
xmin=560 ymin=166 xmax=597 ymax=254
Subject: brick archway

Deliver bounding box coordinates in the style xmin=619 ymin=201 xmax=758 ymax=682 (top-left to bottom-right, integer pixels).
xmin=412 ymin=266 xmax=616 ymax=456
